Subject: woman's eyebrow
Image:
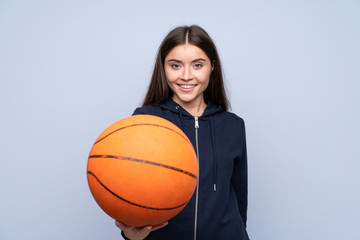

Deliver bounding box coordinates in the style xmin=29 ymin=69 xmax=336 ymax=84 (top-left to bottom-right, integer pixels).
xmin=192 ymin=58 xmax=207 ymax=63
xmin=167 ymin=59 xmax=182 ymax=63
xmin=167 ymin=58 xmax=207 ymax=63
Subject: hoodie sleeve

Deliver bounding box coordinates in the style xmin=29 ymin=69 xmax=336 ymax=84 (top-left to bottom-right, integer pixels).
xmin=133 ymin=107 xmax=146 ymax=115
xmin=231 ymin=119 xmax=248 ymax=227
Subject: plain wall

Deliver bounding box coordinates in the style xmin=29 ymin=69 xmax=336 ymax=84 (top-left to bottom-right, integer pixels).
xmin=1 ymin=0 xmax=359 ymax=239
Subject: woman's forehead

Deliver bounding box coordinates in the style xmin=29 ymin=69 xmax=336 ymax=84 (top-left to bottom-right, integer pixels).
xmin=165 ymin=44 xmax=209 ymax=62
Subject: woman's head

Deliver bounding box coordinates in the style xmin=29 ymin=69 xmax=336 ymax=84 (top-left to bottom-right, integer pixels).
xmin=143 ymin=25 xmax=229 ymax=111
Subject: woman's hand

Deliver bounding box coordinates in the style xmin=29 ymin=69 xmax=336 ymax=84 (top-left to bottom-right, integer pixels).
xmin=115 ymin=220 xmax=168 ymax=240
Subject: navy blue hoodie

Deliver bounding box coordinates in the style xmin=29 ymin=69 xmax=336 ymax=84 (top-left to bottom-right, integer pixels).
xmin=130 ymin=99 xmax=249 ymax=240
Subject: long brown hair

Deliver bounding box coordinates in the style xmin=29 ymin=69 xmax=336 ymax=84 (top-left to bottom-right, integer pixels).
xmin=143 ymin=25 xmax=229 ymax=111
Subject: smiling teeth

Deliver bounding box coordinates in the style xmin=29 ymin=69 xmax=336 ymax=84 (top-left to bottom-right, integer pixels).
xmin=180 ymin=85 xmax=194 ymax=89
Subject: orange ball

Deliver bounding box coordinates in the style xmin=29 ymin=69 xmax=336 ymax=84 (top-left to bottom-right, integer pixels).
xmin=87 ymin=115 xmax=198 ymax=227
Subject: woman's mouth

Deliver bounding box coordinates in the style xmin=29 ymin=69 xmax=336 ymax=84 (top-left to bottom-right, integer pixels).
xmin=178 ymin=84 xmax=196 ymax=89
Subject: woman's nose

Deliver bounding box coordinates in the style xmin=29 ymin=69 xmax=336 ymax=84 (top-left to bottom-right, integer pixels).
xmin=181 ymin=67 xmax=193 ymax=81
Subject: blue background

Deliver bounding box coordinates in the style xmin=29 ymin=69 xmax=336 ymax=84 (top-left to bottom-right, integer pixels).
xmin=1 ymin=0 xmax=359 ymax=239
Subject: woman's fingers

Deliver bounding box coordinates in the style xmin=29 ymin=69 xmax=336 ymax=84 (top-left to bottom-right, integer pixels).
xmin=115 ymin=220 xmax=126 ymax=230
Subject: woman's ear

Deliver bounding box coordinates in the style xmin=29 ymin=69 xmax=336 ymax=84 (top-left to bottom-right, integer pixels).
xmin=212 ymin=60 xmax=215 ymax=71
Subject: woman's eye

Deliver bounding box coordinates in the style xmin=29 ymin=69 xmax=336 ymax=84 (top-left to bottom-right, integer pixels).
xmin=171 ymin=64 xmax=180 ymax=69
xmin=194 ymin=63 xmax=203 ymax=69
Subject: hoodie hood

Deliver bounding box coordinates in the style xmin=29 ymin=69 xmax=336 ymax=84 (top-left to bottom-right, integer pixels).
xmin=158 ymin=98 xmax=224 ymax=117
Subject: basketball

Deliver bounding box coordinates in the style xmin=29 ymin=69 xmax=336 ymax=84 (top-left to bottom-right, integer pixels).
xmin=87 ymin=114 xmax=198 ymax=227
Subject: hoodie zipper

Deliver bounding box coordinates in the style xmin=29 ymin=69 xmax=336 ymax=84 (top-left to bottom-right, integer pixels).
xmin=194 ymin=116 xmax=200 ymax=240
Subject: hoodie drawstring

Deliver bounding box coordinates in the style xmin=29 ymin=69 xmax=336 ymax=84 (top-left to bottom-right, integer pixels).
xmin=209 ymin=116 xmax=217 ymax=192
xmin=175 ymin=105 xmax=184 ymax=130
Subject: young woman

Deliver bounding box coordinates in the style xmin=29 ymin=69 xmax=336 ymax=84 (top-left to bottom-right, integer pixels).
xmin=115 ymin=25 xmax=250 ymax=240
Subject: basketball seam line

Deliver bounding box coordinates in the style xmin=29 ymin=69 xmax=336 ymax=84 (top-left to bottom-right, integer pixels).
xmin=88 ymin=154 xmax=198 ymax=180
xmin=94 ymin=123 xmax=190 ymax=145
xmin=87 ymin=171 xmax=189 ymax=211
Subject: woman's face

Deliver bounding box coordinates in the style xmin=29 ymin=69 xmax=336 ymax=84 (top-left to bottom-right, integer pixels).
xmin=164 ymin=44 xmax=213 ymax=107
